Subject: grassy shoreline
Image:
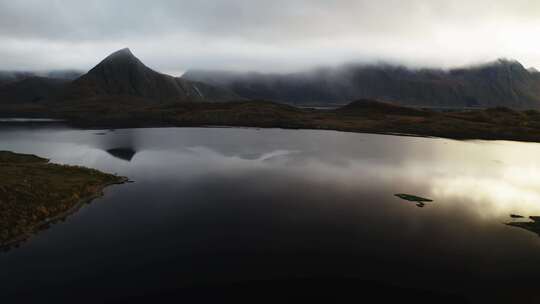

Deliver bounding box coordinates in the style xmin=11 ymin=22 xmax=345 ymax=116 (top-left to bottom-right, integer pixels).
xmin=0 ymin=151 xmax=127 ymax=250
xmin=4 ymin=99 xmax=540 ymax=142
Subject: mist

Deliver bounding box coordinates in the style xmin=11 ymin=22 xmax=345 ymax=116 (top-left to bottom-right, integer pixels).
xmin=1 ymin=0 xmax=540 ymax=74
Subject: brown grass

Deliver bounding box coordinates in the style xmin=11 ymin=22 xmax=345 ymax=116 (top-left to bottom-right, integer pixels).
xmin=0 ymin=151 xmax=124 ymax=247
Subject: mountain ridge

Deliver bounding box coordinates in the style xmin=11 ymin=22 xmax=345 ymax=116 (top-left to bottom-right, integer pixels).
xmin=0 ymin=48 xmax=239 ymax=105
xmin=0 ymin=77 xmax=71 ymax=104
xmin=0 ymin=70 xmax=82 ymax=88
xmin=60 ymin=48 xmax=238 ymax=103
xmin=183 ymin=58 xmax=540 ymax=108
xmin=2 ymin=50 xmax=540 ymax=109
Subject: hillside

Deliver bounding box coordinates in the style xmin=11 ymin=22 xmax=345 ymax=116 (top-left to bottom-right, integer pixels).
xmin=0 ymin=70 xmax=81 ymax=86
xmin=0 ymin=49 xmax=238 ymax=106
xmin=2 ymin=50 xmax=540 ymax=109
xmin=0 ymin=151 xmax=125 ymax=249
xmin=183 ymin=59 xmax=540 ymax=109
xmin=59 ymin=48 xmax=238 ymax=104
xmin=4 ymin=96 xmax=540 ymax=143
xmin=0 ymin=77 xmax=70 ymax=104
xmin=0 ymin=71 xmax=36 ymax=86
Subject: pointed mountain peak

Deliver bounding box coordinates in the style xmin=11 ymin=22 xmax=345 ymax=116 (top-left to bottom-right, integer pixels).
xmin=112 ymin=47 xmax=133 ymax=56
xmin=102 ymin=48 xmax=138 ymax=62
xmin=91 ymin=48 xmax=146 ymax=70
xmin=85 ymin=48 xmax=147 ymax=78
xmin=118 ymin=47 xmax=132 ymax=53
xmin=64 ymin=47 xmax=237 ymax=103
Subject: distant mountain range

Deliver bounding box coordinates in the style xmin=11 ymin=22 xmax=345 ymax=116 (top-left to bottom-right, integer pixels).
xmin=61 ymin=48 xmax=238 ymax=104
xmin=184 ymin=59 xmax=540 ymax=108
xmin=0 ymin=70 xmax=80 ymax=103
xmin=2 ymin=49 xmax=540 ymax=109
xmin=0 ymin=70 xmax=82 ymax=85
xmin=0 ymin=48 xmax=238 ymax=105
xmin=0 ymin=77 xmax=71 ymax=103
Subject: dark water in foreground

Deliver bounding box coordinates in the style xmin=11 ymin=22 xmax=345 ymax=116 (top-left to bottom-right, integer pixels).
xmin=2 ymin=125 xmax=540 ymax=302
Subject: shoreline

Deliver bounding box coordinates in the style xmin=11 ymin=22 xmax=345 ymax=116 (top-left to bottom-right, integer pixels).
xmin=62 ymin=123 xmax=540 ymax=144
xmin=2 ymin=118 xmax=537 ymax=144
xmin=0 ymin=177 xmax=129 ymax=251
xmin=4 ymin=98 xmax=540 ymax=143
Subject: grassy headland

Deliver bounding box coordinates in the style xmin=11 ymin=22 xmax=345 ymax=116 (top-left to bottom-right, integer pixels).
xmin=0 ymin=151 xmax=126 ymax=249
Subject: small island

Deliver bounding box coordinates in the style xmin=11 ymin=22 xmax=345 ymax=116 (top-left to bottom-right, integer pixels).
xmin=0 ymin=151 xmax=126 ymax=249
xmin=507 ymin=215 xmax=540 ymax=237
xmin=394 ymin=193 xmax=433 ymax=208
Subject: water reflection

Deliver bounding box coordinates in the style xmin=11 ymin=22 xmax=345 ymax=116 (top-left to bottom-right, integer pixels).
xmin=106 ymin=147 xmax=137 ymax=161
xmin=2 ymin=126 xmax=540 ymax=301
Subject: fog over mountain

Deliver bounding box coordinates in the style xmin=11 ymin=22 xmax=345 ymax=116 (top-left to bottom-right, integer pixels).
xmin=0 ymin=70 xmax=82 ymax=85
xmin=0 ymin=49 xmax=239 ymax=105
xmin=2 ymin=48 xmax=540 ymax=109
xmin=60 ymin=48 xmax=238 ymax=103
xmin=1 ymin=0 xmax=539 ymax=74
xmin=184 ymin=59 xmax=540 ymax=108
xmin=2 ymin=1 xmax=540 ymax=108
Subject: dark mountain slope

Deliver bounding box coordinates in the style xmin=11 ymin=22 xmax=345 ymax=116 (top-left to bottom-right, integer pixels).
xmin=0 ymin=77 xmax=70 ymax=104
xmin=183 ymin=59 xmax=540 ymax=109
xmin=0 ymin=71 xmax=36 ymax=86
xmin=0 ymin=70 xmax=81 ymax=86
xmin=61 ymin=48 xmax=238 ymax=103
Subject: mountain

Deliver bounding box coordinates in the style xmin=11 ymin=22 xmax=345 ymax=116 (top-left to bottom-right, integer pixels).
xmin=183 ymin=59 xmax=540 ymax=109
xmin=0 ymin=77 xmax=70 ymax=104
xmin=0 ymin=70 xmax=81 ymax=104
xmin=0 ymin=70 xmax=82 ymax=86
xmin=0 ymin=71 xmax=36 ymax=86
xmin=2 ymin=50 xmax=539 ymax=109
xmin=60 ymin=48 xmax=238 ymax=103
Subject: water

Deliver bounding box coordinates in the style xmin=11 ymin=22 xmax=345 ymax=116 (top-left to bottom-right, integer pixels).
xmin=2 ymin=125 xmax=540 ymax=302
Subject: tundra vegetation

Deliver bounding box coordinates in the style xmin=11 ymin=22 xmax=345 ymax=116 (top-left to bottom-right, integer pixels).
xmin=0 ymin=151 xmax=125 ymax=248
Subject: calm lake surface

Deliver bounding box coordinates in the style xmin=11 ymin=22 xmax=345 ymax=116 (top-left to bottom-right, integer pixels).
xmin=2 ymin=125 xmax=540 ymax=302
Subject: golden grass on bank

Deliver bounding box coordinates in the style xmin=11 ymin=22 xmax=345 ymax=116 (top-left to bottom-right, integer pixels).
xmin=0 ymin=151 xmax=124 ymax=246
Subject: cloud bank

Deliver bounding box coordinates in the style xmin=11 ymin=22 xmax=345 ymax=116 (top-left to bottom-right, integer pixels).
xmin=0 ymin=0 xmax=539 ymax=75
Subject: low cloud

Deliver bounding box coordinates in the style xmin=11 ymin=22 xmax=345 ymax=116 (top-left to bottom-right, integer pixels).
xmin=0 ymin=0 xmax=539 ymax=74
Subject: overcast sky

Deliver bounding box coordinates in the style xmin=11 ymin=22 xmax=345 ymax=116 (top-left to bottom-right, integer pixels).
xmin=1 ymin=0 xmax=539 ymax=75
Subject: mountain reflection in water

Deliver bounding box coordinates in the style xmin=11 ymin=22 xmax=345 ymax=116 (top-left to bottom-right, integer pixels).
xmin=106 ymin=147 xmax=137 ymax=161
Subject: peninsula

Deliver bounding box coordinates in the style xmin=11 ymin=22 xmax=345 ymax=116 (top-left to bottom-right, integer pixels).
xmin=0 ymin=151 xmax=126 ymax=249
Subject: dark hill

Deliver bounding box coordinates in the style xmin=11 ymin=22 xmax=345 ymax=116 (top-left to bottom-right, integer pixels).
xmin=338 ymin=99 xmax=429 ymax=116
xmin=0 ymin=70 xmax=82 ymax=86
xmin=183 ymin=59 xmax=540 ymax=109
xmin=0 ymin=71 xmax=36 ymax=86
xmin=61 ymin=48 xmax=238 ymax=103
xmin=0 ymin=77 xmax=70 ymax=104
